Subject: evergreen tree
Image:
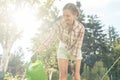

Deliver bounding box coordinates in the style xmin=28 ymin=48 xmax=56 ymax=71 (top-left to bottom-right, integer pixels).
xmin=83 ymin=15 xmax=106 ymax=68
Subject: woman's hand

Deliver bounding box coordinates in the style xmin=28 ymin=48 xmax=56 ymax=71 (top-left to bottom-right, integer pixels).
xmin=74 ymin=54 xmax=77 ymax=58
xmin=68 ymin=48 xmax=78 ymax=57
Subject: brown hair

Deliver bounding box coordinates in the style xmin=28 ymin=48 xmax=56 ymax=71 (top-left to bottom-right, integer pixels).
xmin=63 ymin=3 xmax=80 ymax=17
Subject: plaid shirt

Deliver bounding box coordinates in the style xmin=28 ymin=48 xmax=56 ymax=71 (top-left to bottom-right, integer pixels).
xmin=42 ymin=18 xmax=85 ymax=56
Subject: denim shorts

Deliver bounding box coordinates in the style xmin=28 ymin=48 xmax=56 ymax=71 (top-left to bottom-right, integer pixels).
xmin=57 ymin=41 xmax=82 ymax=60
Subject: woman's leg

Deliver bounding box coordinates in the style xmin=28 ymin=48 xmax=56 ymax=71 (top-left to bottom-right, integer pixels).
xmin=74 ymin=59 xmax=81 ymax=80
xmin=58 ymin=59 xmax=68 ymax=80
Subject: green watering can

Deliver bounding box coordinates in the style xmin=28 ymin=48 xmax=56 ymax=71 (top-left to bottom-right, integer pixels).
xmin=25 ymin=60 xmax=48 ymax=80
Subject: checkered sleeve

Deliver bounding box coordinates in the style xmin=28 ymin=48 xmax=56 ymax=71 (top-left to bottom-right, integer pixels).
xmin=40 ymin=23 xmax=58 ymax=49
xmin=74 ymin=25 xmax=85 ymax=56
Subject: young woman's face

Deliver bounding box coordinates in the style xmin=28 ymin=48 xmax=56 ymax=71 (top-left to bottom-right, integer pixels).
xmin=63 ymin=9 xmax=77 ymax=26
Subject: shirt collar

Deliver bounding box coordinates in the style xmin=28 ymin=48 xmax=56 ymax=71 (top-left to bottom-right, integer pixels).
xmin=73 ymin=20 xmax=79 ymax=30
xmin=60 ymin=18 xmax=79 ymax=30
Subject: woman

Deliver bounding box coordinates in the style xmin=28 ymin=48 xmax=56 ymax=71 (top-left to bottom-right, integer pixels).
xmin=39 ymin=3 xmax=85 ymax=80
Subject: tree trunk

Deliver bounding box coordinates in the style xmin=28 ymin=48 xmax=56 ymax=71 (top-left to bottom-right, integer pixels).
xmin=49 ymin=71 xmax=53 ymax=80
xmin=0 ymin=47 xmax=11 ymax=72
xmin=1 ymin=44 xmax=11 ymax=72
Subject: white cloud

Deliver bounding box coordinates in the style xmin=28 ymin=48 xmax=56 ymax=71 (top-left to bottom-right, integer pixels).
xmin=115 ymin=11 xmax=120 ymax=16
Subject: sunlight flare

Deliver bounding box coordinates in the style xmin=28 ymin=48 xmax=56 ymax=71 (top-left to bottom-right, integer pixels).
xmin=12 ymin=7 xmax=37 ymax=29
xmin=12 ymin=6 xmax=42 ymax=38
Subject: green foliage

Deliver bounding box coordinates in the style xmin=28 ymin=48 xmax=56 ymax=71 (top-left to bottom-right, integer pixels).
xmin=83 ymin=15 xmax=106 ymax=55
xmin=7 ymin=47 xmax=25 ymax=77
xmin=108 ymin=26 xmax=119 ymax=46
xmin=81 ymin=61 xmax=110 ymax=80
xmin=91 ymin=61 xmax=109 ymax=80
xmin=4 ymin=72 xmax=11 ymax=80
xmin=110 ymin=44 xmax=120 ymax=80
xmin=51 ymin=71 xmax=59 ymax=80
xmin=67 ymin=74 xmax=73 ymax=80
xmin=82 ymin=15 xmax=107 ymax=72
xmin=101 ymin=26 xmax=120 ymax=80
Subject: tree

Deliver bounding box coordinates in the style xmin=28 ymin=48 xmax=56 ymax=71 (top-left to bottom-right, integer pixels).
xmin=7 ymin=47 xmax=25 ymax=77
xmin=112 ymin=44 xmax=120 ymax=80
xmin=82 ymin=15 xmax=106 ymax=70
xmin=108 ymin=26 xmax=119 ymax=46
xmin=0 ymin=0 xmax=22 ymax=73
xmin=101 ymin=26 xmax=120 ymax=80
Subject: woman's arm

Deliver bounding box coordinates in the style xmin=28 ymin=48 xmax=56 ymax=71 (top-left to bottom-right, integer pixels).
xmin=74 ymin=26 xmax=85 ymax=57
xmin=38 ymin=25 xmax=58 ymax=53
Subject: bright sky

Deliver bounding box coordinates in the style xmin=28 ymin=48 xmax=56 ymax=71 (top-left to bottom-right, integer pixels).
xmin=1 ymin=0 xmax=120 ymax=62
xmin=80 ymin=0 xmax=120 ymax=32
